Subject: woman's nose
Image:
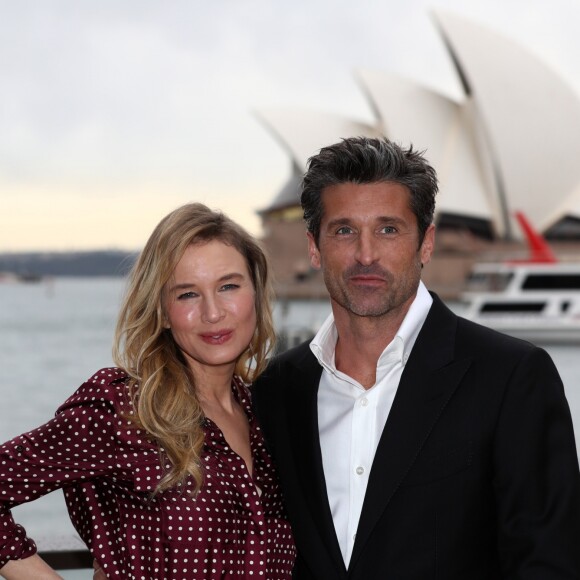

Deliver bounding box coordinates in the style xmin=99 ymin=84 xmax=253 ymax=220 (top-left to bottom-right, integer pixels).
xmin=201 ymin=297 xmax=225 ymax=323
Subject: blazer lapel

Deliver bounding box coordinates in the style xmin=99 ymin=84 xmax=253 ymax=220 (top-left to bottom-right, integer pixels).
xmin=284 ymin=347 xmax=348 ymax=577
xmin=349 ymin=295 xmax=472 ymax=569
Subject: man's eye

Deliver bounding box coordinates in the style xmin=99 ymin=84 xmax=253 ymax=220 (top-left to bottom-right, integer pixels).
xmin=380 ymin=226 xmax=397 ymax=234
xmin=336 ymin=226 xmax=353 ymax=235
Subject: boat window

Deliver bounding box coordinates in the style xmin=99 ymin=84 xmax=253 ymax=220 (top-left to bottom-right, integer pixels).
xmin=522 ymin=274 xmax=580 ymax=290
xmin=466 ymin=271 xmax=514 ymax=292
xmin=561 ymin=301 xmax=571 ymax=313
xmin=480 ymin=302 xmax=545 ymax=313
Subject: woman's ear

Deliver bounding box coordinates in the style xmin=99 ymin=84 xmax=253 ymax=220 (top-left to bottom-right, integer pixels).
xmin=160 ymin=302 xmax=171 ymax=330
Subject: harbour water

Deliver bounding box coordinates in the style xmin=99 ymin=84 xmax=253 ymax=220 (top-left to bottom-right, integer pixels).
xmin=1 ymin=277 xmax=579 ymax=545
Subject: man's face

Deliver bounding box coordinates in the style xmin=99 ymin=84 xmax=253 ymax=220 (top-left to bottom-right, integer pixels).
xmin=307 ymin=181 xmax=434 ymax=320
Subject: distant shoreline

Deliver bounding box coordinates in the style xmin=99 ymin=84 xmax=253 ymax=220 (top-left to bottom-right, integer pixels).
xmin=0 ymin=250 xmax=137 ymax=278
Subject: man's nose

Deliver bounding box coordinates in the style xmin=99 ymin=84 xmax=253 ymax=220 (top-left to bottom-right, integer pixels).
xmin=355 ymin=231 xmax=380 ymax=265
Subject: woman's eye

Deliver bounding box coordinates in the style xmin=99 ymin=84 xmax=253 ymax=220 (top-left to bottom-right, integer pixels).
xmin=220 ymin=283 xmax=240 ymax=292
xmin=177 ymin=291 xmax=197 ymax=300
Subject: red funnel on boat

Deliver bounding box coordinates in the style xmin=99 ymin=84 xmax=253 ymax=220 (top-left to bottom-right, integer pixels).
xmin=511 ymin=211 xmax=557 ymax=264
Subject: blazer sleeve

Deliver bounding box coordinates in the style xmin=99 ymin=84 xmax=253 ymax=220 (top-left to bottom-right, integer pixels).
xmin=493 ymin=346 xmax=580 ymax=577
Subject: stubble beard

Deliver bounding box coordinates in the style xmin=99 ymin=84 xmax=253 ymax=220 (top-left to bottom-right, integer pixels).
xmin=323 ymin=261 xmax=423 ymax=319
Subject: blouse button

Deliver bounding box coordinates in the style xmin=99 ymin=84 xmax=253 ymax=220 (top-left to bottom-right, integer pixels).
xmin=15 ymin=445 xmax=25 ymax=453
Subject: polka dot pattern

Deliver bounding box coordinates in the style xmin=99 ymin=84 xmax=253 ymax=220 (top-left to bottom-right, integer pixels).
xmin=0 ymin=368 xmax=296 ymax=578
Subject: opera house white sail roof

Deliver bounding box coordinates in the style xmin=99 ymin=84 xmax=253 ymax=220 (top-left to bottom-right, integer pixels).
xmin=258 ymin=10 xmax=580 ymax=241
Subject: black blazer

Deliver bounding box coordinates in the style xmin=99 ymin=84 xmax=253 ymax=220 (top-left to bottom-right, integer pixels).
xmin=253 ymin=294 xmax=580 ymax=579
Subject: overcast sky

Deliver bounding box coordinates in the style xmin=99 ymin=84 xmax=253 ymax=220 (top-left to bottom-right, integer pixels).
xmin=2 ymin=0 xmax=580 ymax=251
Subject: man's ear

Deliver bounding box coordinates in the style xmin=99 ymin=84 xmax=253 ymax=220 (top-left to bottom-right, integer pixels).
xmin=420 ymin=224 xmax=435 ymax=267
xmin=307 ymin=232 xmax=321 ymax=270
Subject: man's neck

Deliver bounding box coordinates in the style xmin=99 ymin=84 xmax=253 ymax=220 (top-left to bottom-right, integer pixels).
xmin=332 ymin=309 xmax=406 ymax=389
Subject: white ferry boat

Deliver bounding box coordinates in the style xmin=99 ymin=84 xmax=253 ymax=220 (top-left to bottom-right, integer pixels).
xmin=461 ymin=213 xmax=580 ymax=344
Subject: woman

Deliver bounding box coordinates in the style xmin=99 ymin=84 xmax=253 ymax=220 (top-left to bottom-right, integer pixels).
xmin=0 ymin=203 xmax=296 ymax=579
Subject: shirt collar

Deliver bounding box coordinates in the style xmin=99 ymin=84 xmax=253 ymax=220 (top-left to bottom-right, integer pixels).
xmin=309 ymin=309 xmax=339 ymax=374
xmin=310 ymin=281 xmax=433 ymax=371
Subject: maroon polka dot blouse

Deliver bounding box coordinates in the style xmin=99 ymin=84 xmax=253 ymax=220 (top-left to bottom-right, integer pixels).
xmin=0 ymin=368 xmax=296 ymax=578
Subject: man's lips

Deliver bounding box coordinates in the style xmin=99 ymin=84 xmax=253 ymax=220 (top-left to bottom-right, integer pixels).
xmin=199 ymin=330 xmax=234 ymax=344
xmin=349 ymin=275 xmax=387 ymax=285
xmin=345 ymin=265 xmax=391 ymax=284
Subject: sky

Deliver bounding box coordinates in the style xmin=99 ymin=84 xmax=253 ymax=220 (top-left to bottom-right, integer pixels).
xmin=1 ymin=0 xmax=580 ymax=252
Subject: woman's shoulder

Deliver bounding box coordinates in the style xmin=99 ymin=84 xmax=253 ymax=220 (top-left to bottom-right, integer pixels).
xmin=84 ymin=367 xmax=131 ymax=389
xmin=57 ymin=367 xmax=134 ymax=416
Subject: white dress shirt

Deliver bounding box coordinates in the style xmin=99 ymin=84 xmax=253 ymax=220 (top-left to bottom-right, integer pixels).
xmin=310 ymin=282 xmax=433 ymax=566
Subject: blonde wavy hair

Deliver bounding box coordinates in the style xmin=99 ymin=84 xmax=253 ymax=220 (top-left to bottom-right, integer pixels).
xmin=113 ymin=202 xmax=276 ymax=493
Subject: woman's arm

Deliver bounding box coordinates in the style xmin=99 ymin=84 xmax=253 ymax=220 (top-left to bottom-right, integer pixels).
xmin=0 ymin=377 xmax=120 ymax=570
xmin=0 ymin=400 xmax=115 ymax=568
xmin=0 ymin=554 xmax=63 ymax=579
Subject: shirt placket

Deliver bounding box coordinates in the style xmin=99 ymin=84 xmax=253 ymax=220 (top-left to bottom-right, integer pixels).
xmin=205 ymin=416 xmax=269 ymax=576
xmin=345 ymin=390 xmax=375 ymax=564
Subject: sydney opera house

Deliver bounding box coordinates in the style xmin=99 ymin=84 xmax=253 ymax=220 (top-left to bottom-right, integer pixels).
xmin=256 ymin=11 xmax=580 ymax=300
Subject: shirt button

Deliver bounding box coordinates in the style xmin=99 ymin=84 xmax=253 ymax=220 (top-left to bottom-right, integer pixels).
xmin=355 ymin=466 xmax=365 ymax=475
xmin=360 ymin=398 xmax=369 ymax=407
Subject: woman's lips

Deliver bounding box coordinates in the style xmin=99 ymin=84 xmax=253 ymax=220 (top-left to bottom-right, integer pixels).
xmin=199 ymin=330 xmax=234 ymax=345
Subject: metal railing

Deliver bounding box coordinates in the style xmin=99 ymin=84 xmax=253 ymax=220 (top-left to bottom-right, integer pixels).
xmin=37 ymin=535 xmax=92 ymax=570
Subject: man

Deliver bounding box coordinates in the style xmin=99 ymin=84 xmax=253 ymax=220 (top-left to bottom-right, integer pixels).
xmin=253 ymin=136 xmax=580 ymax=579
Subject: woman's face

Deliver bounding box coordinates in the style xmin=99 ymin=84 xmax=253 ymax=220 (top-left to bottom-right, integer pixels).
xmin=164 ymin=240 xmax=257 ymax=380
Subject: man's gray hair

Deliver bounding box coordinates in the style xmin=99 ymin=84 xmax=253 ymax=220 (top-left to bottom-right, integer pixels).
xmin=301 ymin=136 xmax=438 ymax=245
